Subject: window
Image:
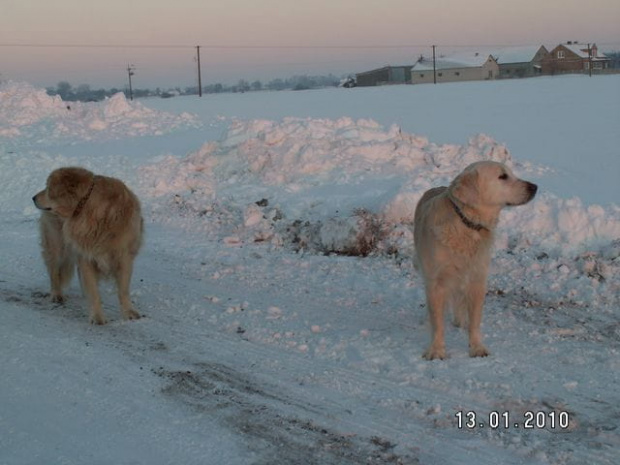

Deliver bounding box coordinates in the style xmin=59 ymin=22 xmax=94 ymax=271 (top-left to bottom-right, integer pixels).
xmin=557 ymin=50 xmax=565 ymax=59
xmin=438 ymin=72 xmax=443 ymax=77
xmin=455 ymin=72 xmax=460 ymax=76
xmin=420 ymin=74 xmax=424 ymax=78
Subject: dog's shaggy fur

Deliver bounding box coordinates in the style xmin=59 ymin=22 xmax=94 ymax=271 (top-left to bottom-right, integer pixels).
xmin=414 ymin=161 xmax=537 ymax=360
xmin=33 ymin=167 xmax=143 ymax=325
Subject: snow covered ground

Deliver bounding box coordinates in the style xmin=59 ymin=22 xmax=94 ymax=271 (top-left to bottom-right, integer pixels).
xmin=1 ymin=76 xmax=619 ymax=464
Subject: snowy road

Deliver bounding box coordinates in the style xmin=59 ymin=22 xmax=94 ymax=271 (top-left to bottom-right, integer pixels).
xmin=2 ymin=215 xmax=618 ymax=464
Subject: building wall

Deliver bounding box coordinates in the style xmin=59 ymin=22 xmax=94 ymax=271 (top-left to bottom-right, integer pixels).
xmin=481 ymin=59 xmax=500 ymax=80
xmin=498 ymin=62 xmax=531 ymax=79
xmin=498 ymin=61 xmax=546 ymax=78
xmin=412 ymin=58 xmax=499 ymax=84
xmin=498 ymin=47 xmax=549 ymax=79
xmin=389 ymin=67 xmax=412 ymax=83
xmin=356 ymin=68 xmax=390 ymax=87
xmin=542 ymin=44 xmax=611 ymax=75
xmin=412 ymin=66 xmax=480 ymax=84
xmin=356 ymin=66 xmax=411 ymax=86
xmin=532 ymin=46 xmax=550 ymax=64
xmin=543 ymin=45 xmax=585 ymax=74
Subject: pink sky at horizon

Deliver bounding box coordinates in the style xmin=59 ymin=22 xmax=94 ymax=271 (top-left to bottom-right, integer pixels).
xmin=1 ymin=0 xmax=619 ymax=88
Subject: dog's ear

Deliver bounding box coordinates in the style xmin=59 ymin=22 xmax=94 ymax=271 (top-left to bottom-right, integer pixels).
xmin=48 ymin=170 xmax=82 ymax=200
xmin=450 ymin=168 xmax=480 ymax=206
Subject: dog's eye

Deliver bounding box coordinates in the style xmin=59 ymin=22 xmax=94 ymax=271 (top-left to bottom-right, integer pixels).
xmin=498 ymin=173 xmax=509 ymax=180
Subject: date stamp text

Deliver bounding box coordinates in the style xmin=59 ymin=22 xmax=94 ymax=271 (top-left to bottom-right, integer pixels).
xmin=455 ymin=410 xmax=570 ymax=430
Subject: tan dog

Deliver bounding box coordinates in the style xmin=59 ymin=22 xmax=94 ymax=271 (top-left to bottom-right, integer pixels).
xmin=33 ymin=167 xmax=143 ymax=325
xmin=414 ymin=161 xmax=537 ymax=360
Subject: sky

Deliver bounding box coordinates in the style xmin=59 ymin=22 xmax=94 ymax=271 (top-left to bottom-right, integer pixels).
xmin=1 ymin=0 xmax=619 ymax=88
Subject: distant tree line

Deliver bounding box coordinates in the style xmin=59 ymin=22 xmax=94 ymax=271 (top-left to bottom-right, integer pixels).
xmin=47 ymin=82 xmax=121 ymax=102
xmin=46 ymin=74 xmax=345 ymax=102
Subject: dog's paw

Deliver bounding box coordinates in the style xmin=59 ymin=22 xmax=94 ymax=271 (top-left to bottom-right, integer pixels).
xmin=469 ymin=344 xmax=490 ymax=358
xmin=123 ymin=309 xmax=141 ymax=321
xmin=51 ymin=294 xmax=65 ymax=304
xmin=89 ymin=314 xmax=108 ymax=325
xmin=423 ymin=345 xmax=447 ymax=360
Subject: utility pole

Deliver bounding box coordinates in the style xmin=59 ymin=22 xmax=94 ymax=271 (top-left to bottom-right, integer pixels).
xmin=127 ymin=65 xmax=135 ymax=100
xmin=196 ymin=45 xmax=203 ymax=97
xmin=587 ymin=43 xmax=592 ymax=77
xmin=432 ymin=45 xmax=437 ymax=84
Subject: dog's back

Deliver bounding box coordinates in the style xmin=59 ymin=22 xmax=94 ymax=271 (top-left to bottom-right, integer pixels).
xmin=413 ymin=187 xmax=447 ymax=271
xmin=67 ymin=175 xmax=143 ymax=273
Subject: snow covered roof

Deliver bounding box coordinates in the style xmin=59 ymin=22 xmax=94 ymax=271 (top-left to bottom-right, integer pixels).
xmin=490 ymin=46 xmax=548 ymax=64
xmin=356 ymin=65 xmax=413 ymax=75
xmin=557 ymin=42 xmax=607 ymax=59
xmin=412 ymin=52 xmax=495 ymax=72
xmin=412 ymin=46 xmax=555 ymax=73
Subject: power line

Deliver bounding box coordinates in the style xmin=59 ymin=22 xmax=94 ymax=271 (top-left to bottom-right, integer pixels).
xmin=0 ymin=42 xmax=427 ymax=50
xmin=2 ymin=41 xmax=618 ymax=56
xmin=2 ymin=41 xmax=618 ymax=50
xmin=0 ymin=43 xmax=193 ymax=49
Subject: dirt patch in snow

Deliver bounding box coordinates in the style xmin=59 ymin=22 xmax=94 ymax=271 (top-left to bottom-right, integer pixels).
xmin=155 ymin=363 xmax=420 ymax=464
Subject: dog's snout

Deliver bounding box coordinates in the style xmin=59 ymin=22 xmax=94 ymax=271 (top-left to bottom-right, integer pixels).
xmin=527 ymin=182 xmax=538 ymax=197
xmin=32 ymin=194 xmax=51 ymax=211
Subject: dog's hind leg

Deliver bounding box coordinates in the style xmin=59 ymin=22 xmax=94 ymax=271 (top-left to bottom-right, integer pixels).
xmin=423 ymin=281 xmax=447 ymax=360
xmin=78 ymin=258 xmax=107 ymax=325
xmin=115 ymin=255 xmax=140 ymax=321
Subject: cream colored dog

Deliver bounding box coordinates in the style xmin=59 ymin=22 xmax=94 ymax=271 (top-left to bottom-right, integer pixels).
xmin=414 ymin=161 xmax=537 ymax=360
xmin=33 ymin=167 xmax=143 ymax=325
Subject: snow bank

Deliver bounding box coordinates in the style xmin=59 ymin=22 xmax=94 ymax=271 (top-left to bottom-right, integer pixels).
xmin=138 ymin=117 xmax=620 ymax=310
xmin=140 ymin=117 xmax=620 ymax=258
xmin=0 ymin=81 xmax=199 ymax=144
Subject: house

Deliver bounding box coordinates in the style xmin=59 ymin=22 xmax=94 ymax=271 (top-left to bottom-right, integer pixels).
xmin=494 ymin=46 xmax=549 ymax=79
xmin=411 ymin=52 xmax=499 ymax=84
xmin=542 ymin=42 xmax=611 ymax=75
xmin=355 ymin=65 xmax=412 ymax=87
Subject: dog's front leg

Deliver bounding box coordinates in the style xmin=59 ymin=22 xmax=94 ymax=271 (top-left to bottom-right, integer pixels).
xmin=423 ymin=282 xmax=447 ymax=360
xmin=47 ymin=258 xmax=73 ymax=304
xmin=40 ymin=215 xmax=74 ymax=303
xmin=78 ymin=258 xmax=107 ymax=325
xmin=467 ymin=277 xmax=489 ymax=357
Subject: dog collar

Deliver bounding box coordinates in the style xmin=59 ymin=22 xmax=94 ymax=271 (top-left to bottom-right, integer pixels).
xmin=449 ymin=198 xmax=488 ymax=232
xmin=72 ymin=176 xmax=96 ymax=218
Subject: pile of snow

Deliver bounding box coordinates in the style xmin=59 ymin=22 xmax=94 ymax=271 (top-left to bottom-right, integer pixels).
xmin=141 ymin=117 xmax=619 ymax=257
xmin=139 ymin=117 xmax=620 ymax=312
xmin=0 ymin=81 xmax=199 ymax=144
